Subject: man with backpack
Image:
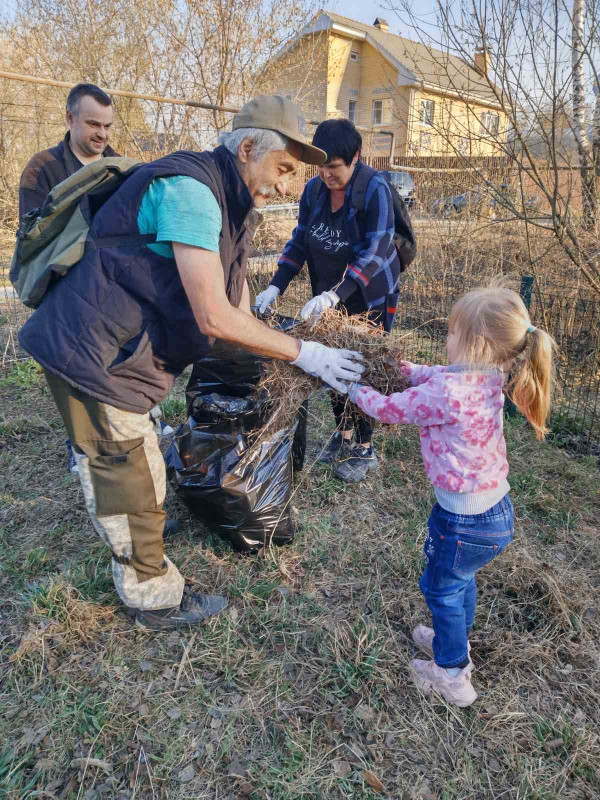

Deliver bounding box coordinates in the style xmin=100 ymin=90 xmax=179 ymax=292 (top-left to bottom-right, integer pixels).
xmin=255 ymin=119 xmax=416 ymax=483
xmin=19 ymin=83 xmax=118 ymax=222
xmin=16 ymin=95 xmax=365 ymax=631
xmin=17 ymin=83 xmax=177 ymax=479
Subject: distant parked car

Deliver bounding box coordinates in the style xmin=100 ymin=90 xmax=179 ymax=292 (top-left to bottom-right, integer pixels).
xmin=380 ymin=170 xmax=416 ymax=208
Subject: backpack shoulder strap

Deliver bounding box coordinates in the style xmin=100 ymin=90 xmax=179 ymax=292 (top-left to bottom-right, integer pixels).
xmin=307 ymin=176 xmax=323 ymax=208
xmin=37 ymin=157 xmax=144 ymax=220
xmin=350 ymin=163 xmax=377 ymax=213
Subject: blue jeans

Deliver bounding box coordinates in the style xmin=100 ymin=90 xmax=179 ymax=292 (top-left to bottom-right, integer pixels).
xmin=419 ymin=495 xmax=514 ymax=668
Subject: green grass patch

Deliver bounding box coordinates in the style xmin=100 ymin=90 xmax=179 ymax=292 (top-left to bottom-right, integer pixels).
xmin=0 ymin=358 xmax=43 ymax=389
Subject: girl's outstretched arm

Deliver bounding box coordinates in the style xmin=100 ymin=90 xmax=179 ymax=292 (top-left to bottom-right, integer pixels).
xmin=400 ymin=361 xmax=447 ymax=386
xmin=348 ymin=377 xmax=458 ymax=426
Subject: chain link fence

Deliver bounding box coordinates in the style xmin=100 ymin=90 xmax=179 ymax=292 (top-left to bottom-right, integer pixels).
xmin=1 ymin=73 xmax=599 ymax=443
xmin=246 ymin=257 xmax=600 ymax=442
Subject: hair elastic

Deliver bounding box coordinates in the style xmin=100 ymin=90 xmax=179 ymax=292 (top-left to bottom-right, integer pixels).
xmin=527 ymin=324 xmax=537 ymax=334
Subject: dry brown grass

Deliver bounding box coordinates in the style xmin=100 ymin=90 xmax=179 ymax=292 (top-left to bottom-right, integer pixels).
xmin=10 ymin=580 xmax=117 ymax=661
xmin=249 ymin=215 xmax=296 ymax=257
xmin=257 ymin=309 xmax=411 ymax=435
xmin=1 ymin=361 xmax=600 ymax=799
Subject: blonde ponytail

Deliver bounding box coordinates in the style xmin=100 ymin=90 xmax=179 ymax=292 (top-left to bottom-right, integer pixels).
xmin=507 ymin=327 xmax=557 ymax=440
xmin=449 ymin=282 xmax=557 ymax=440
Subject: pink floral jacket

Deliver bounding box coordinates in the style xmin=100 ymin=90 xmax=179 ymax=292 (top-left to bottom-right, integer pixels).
xmin=351 ymin=363 xmax=509 ymax=496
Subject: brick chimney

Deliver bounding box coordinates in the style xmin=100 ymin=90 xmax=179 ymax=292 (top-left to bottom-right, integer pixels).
xmin=474 ymin=46 xmax=490 ymax=76
xmin=373 ymin=17 xmax=390 ymax=32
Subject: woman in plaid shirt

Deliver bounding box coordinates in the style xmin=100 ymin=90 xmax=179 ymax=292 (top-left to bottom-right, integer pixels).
xmin=255 ymin=119 xmax=406 ymax=482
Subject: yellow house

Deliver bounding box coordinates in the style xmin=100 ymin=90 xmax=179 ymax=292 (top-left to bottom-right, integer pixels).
xmin=261 ymin=11 xmax=507 ymax=157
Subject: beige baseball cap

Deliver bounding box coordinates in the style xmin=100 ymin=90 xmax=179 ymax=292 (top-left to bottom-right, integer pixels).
xmin=232 ymin=95 xmax=326 ymax=165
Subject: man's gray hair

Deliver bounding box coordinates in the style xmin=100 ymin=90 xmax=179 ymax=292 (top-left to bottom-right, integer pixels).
xmin=218 ymin=128 xmax=288 ymax=160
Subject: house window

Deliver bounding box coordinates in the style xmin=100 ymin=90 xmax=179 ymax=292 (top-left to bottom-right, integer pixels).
xmin=350 ymin=51 xmax=359 ymax=62
xmin=481 ymin=111 xmax=500 ymax=135
xmin=420 ymin=99 xmax=435 ymax=126
xmin=420 ymin=132 xmax=433 ymax=152
xmin=348 ymin=100 xmax=357 ymax=124
xmin=372 ymin=100 xmax=383 ymax=124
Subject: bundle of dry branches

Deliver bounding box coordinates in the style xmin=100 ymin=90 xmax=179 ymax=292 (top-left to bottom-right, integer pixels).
xmin=256 ymin=309 xmax=411 ymax=436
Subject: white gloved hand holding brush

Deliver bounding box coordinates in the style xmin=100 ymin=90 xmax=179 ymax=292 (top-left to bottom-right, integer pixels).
xmin=300 ymin=290 xmax=340 ymax=321
xmin=291 ymin=340 xmax=364 ymax=393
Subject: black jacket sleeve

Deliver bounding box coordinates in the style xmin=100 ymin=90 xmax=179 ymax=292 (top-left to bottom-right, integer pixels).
xmin=18 ymin=152 xmax=55 ymax=223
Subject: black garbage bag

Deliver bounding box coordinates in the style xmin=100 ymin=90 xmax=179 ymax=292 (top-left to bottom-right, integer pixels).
xmin=185 ymin=340 xmax=265 ymax=414
xmin=185 ymin=322 xmax=307 ymax=471
xmin=165 ymin=329 xmax=306 ymax=553
xmin=292 ymin=400 xmax=308 ymax=473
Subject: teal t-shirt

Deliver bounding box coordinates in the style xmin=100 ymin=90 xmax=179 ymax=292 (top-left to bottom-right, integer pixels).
xmin=137 ymin=175 xmax=222 ymax=258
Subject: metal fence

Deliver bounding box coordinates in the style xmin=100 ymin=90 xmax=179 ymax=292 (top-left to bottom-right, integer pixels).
xmin=1 ymin=255 xmax=599 ymax=440
xmin=247 ymin=258 xmax=600 ymax=441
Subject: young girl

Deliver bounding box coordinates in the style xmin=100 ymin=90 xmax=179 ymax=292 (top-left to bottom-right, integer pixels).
xmin=348 ymin=284 xmax=556 ymax=707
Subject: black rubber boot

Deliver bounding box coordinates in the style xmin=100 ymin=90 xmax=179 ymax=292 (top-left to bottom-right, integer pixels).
xmin=133 ymin=586 xmax=228 ymax=631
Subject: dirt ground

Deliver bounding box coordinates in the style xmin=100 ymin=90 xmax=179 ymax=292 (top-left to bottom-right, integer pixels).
xmin=1 ymin=361 xmax=599 ymax=799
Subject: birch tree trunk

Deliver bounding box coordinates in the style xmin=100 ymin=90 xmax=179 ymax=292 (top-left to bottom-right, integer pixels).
xmin=593 ymin=83 xmax=600 ymax=179
xmin=572 ymin=0 xmax=596 ymax=227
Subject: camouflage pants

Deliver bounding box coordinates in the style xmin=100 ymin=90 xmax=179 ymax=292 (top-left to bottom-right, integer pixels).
xmin=44 ymin=371 xmax=184 ymax=611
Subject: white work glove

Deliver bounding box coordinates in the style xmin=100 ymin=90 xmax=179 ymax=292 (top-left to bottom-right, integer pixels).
xmin=291 ymin=340 xmax=364 ymax=394
xmin=255 ymin=285 xmax=280 ymax=314
xmin=300 ymin=290 xmax=340 ymax=321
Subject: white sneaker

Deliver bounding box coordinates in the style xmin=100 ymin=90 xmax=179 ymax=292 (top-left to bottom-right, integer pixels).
xmin=412 ymin=625 xmax=472 ymax=672
xmin=410 ymin=658 xmax=478 ymax=707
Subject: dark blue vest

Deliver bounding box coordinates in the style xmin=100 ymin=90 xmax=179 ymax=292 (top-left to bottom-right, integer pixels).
xmin=19 ymin=146 xmax=258 ymax=413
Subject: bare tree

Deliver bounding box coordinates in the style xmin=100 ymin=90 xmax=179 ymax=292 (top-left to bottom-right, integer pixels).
xmin=157 ymin=0 xmax=317 ymax=132
xmin=572 ymin=0 xmax=596 ymax=226
xmin=387 ymin=0 xmax=600 ymax=295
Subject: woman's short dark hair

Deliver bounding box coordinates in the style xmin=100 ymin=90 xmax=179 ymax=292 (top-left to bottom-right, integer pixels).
xmin=312 ymin=119 xmax=362 ymax=165
xmin=66 ymin=83 xmax=113 ymax=115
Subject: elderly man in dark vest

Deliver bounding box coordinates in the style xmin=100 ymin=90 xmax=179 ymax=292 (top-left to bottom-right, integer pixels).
xmin=19 ymin=96 xmax=364 ymax=632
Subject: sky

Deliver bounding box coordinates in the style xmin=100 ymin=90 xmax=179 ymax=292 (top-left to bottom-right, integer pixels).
xmin=325 ymin=0 xmax=442 ymax=43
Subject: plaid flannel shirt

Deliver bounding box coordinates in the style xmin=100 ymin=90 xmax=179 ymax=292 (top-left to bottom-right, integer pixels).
xmin=270 ymin=165 xmax=401 ymax=310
